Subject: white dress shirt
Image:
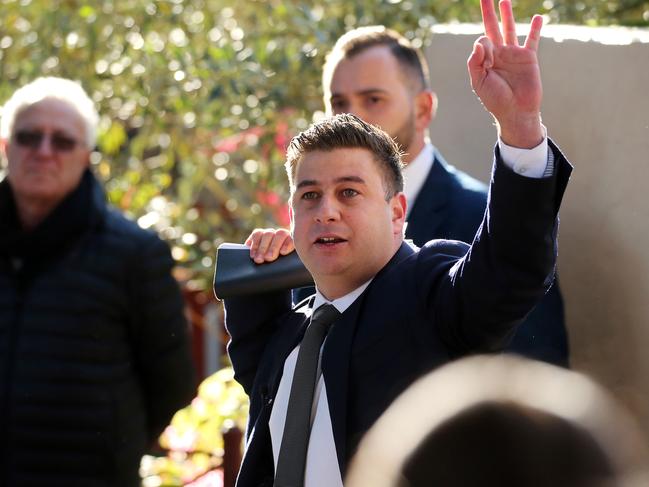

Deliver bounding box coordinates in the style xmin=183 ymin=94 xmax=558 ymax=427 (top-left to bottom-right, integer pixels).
xmin=269 ymin=134 xmax=552 ymax=486
xmin=402 ymin=133 xmax=552 ymax=216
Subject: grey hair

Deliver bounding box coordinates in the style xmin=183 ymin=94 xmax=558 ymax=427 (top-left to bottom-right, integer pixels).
xmin=0 ymin=77 xmax=99 ymax=150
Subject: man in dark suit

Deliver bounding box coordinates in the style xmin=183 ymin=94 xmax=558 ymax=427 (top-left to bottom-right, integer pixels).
xmin=225 ymin=2 xmax=571 ymax=486
xmin=317 ymin=22 xmax=569 ymax=366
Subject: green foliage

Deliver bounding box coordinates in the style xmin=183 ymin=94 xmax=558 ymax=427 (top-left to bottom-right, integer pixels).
xmin=1 ymin=0 xmax=646 ymax=289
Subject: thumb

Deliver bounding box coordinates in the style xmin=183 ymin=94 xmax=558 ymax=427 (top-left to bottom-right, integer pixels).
xmin=467 ymin=36 xmax=493 ymax=91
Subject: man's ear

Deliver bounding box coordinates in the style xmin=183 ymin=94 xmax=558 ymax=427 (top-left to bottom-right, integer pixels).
xmin=414 ymin=90 xmax=437 ymax=131
xmin=83 ymin=150 xmax=92 ymax=168
xmin=391 ymin=192 xmax=407 ymax=237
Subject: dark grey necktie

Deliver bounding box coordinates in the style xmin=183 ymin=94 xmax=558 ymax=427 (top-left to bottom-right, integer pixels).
xmin=274 ymin=303 xmax=341 ymax=487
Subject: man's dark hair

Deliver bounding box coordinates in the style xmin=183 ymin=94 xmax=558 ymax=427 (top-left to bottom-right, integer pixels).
xmin=285 ymin=113 xmax=404 ymax=200
xmin=323 ymin=26 xmax=430 ymax=94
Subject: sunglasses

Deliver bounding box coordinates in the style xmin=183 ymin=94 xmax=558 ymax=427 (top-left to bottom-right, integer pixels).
xmin=13 ymin=129 xmax=80 ymax=152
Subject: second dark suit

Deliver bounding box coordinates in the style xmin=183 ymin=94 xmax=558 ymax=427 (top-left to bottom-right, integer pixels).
xmin=405 ymin=148 xmax=569 ymax=366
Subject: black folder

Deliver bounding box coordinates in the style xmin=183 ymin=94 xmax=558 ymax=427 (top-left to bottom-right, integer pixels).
xmin=213 ymin=243 xmax=314 ymax=299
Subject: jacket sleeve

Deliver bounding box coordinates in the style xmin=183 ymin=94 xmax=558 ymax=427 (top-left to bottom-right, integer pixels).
xmin=420 ymin=140 xmax=572 ymax=355
xmin=223 ymin=290 xmax=293 ymax=394
xmin=129 ymin=234 xmax=196 ymax=443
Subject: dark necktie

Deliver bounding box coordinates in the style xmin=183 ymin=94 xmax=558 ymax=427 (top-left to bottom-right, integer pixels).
xmin=274 ymin=303 xmax=341 ymax=487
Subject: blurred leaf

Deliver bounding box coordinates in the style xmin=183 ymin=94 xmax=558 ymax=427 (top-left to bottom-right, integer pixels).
xmin=145 ymin=367 xmax=247 ymax=484
xmin=99 ymin=121 xmax=127 ymax=156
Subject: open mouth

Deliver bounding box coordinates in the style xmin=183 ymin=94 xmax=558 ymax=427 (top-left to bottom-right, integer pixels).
xmin=314 ymin=236 xmax=347 ymax=245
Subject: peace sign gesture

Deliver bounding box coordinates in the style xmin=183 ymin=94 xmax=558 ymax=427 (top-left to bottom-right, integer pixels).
xmin=468 ymin=0 xmax=545 ymax=149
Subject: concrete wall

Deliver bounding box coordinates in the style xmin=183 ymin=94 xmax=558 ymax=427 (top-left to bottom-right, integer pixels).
xmin=425 ymin=24 xmax=649 ymax=435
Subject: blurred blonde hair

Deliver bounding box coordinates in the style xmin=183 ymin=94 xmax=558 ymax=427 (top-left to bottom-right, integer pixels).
xmin=347 ymin=355 xmax=649 ymax=487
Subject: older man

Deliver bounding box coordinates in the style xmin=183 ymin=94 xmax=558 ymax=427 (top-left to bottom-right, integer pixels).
xmin=0 ymin=77 xmax=195 ymax=486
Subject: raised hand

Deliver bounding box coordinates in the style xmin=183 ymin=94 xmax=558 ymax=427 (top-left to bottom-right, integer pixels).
xmin=468 ymin=0 xmax=545 ymax=148
xmin=245 ymin=228 xmax=295 ymax=263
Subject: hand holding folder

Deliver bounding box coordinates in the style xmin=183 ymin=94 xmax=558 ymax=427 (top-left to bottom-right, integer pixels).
xmin=213 ymin=243 xmax=314 ymax=299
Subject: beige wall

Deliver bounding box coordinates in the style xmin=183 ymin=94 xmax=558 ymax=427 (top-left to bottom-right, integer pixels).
xmin=425 ymin=24 xmax=649 ymax=435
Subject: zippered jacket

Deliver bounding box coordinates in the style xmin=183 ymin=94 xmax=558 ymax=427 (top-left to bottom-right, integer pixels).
xmin=0 ymin=170 xmax=196 ymax=486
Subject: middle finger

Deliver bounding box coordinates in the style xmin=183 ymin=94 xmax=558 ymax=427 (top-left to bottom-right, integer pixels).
xmin=499 ymin=0 xmax=519 ymax=46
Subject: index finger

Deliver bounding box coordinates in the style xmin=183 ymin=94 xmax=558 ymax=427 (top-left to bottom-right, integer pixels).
xmin=481 ymin=0 xmax=504 ymax=46
xmin=245 ymin=228 xmax=266 ymax=257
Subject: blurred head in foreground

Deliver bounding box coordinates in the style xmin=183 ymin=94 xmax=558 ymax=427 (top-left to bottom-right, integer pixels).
xmin=346 ymin=355 xmax=649 ymax=487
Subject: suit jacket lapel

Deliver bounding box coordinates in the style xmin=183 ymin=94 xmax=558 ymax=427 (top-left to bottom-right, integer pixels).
xmin=405 ymin=150 xmax=453 ymax=244
xmin=320 ymin=242 xmax=416 ymax=475
xmin=321 ymin=293 xmax=365 ymax=475
xmin=266 ymin=299 xmax=314 ymax=398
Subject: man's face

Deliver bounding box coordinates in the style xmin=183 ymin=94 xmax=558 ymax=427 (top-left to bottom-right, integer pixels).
xmin=290 ymin=147 xmax=406 ymax=299
xmin=326 ymin=46 xmax=417 ymax=155
xmin=3 ymin=98 xmax=90 ymax=207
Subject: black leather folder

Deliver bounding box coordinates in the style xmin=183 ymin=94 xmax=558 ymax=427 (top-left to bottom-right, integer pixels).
xmin=213 ymin=243 xmax=314 ymax=299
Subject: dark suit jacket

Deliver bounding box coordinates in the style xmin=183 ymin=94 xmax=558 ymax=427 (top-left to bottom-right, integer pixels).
xmin=405 ymin=148 xmax=569 ymax=367
xmin=225 ymin=142 xmax=571 ymax=487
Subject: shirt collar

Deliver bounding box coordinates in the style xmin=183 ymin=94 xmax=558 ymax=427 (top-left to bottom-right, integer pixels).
xmin=312 ymin=279 xmax=373 ymax=314
xmin=402 ymin=142 xmax=435 ymax=217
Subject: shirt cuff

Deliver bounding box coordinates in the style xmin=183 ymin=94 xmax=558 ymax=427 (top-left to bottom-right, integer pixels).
xmin=498 ymin=125 xmax=552 ymax=178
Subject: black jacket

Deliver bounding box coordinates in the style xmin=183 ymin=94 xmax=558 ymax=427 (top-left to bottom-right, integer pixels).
xmin=0 ymin=170 xmax=195 ymax=487
xmin=404 ymin=149 xmax=569 ymax=367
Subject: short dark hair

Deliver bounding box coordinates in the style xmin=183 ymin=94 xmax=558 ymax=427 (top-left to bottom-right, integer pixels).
xmin=323 ymin=26 xmax=430 ymax=94
xmin=285 ymin=113 xmax=404 ymax=200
